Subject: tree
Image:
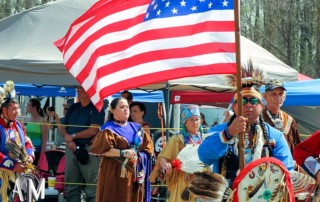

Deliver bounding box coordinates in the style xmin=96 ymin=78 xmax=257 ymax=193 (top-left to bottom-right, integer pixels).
xmin=0 ymin=0 xmax=56 ymax=18
xmin=240 ymin=0 xmax=319 ymax=78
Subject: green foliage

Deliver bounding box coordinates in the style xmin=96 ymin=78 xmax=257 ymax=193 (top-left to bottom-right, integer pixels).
xmin=240 ymin=0 xmax=319 ymax=78
xmin=0 ymin=0 xmax=56 ymax=17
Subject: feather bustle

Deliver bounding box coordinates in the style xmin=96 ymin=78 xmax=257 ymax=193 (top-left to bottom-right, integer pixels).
xmin=290 ymin=171 xmax=316 ymax=194
xmin=189 ymin=171 xmax=229 ymax=201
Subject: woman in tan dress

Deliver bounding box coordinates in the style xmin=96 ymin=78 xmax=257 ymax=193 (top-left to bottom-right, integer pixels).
xmin=150 ymin=105 xmax=209 ymax=202
xmin=90 ymin=97 xmax=153 ymax=202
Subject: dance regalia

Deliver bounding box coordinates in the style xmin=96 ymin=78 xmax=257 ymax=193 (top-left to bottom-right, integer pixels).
xmin=198 ymin=122 xmax=294 ymax=183
xmin=0 ymin=116 xmax=34 ymax=201
xmin=190 ymin=123 xmax=317 ymax=202
xmin=149 ymin=133 xmax=210 ymax=202
xmin=90 ymin=121 xmax=153 ymax=202
xmin=262 ymin=108 xmax=301 ymax=154
xmin=294 ymin=130 xmax=320 ymax=179
xmin=293 ymin=131 xmax=320 ymax=201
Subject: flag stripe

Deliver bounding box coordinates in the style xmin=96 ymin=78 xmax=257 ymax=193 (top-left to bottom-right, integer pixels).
xmin=65 ymin=9 xmax=234 ymax=72
xmin=64 ymin=6 xmax=233 ymax=61
xmin=78 ymin=41 xmax=235 ymax=87
xmin=86 ymin=52 xmax=236 ymax=103
xmin=75 ymin=26 xmax=235 ymax=83
xmin=65 ymin=13 xmax=146 ymax=72
xmin=91 ymin=63 xmax=236 ymax=109
xmin=55 ymin=0 xmax=122 ymax=51
xmin=55 ymin=0 xmax=236 ymax=111
xmin=63 ymin=2 xmax=149 ymax=61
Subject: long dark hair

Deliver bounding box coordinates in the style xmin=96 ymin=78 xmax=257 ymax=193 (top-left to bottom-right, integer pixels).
xmin=106 ymin=97 xmax=127 ymax=122
xmin=29 ymin=98 xmax=44 ymax=117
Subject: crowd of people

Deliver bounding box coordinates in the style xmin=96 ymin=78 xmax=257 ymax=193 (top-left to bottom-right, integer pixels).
xmin=0 ymin=79 xmax=319 ymax=202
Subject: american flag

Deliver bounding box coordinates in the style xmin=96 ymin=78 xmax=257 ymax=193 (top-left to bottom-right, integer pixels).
xmin=55 ymin=0 xmax=236 ymax=111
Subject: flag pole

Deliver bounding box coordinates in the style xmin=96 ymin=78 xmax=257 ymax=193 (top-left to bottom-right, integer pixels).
xmin=234 ymin=0 xmax=244 ymax=170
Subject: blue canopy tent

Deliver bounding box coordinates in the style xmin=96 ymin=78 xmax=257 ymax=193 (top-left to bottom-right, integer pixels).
xmin=112 ymin=90 xmax=165 ymax=140
xmin=2 ymin=83 xmax=77 ymax=97
xmin=259 ymin=79 xmax=319 ymax=106
xmin=282 ymin=79 xmax=320 ymax=106
xmin=112 ymin=90 xmax=164 ymax=103
xmin=282 ymin=79 xmax=320 ymax=136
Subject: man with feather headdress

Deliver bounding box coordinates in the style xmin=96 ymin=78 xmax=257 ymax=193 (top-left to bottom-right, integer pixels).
xmin=187 ymin=66 xmax=316 ymax=201
xmin=197 ymin=79 xmax=294 ymax=186
xmin=0 ymin=81 xmax=34 ymax=201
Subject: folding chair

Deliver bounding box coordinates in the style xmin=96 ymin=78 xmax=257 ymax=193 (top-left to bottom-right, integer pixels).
xmin=37 ymin=149 xmax=66 ymax=193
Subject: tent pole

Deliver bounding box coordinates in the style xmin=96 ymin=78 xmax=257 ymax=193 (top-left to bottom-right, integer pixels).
xmin=165 ymin=82 xmax=171 ymax=141
xmin=234 ymin=0 xmax=244 ymax=170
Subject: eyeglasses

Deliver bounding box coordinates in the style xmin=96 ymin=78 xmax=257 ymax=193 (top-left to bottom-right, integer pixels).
xmin=236 ymin=97 xmax=261 ymax=105
xmin=187 ymin=118 xmax=200 ymax=123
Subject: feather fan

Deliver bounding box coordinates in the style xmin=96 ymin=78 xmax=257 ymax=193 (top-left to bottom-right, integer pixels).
xmin=5 ymin=140 xmax=35 ymax=171
xmin=172 ymin=144 xmax=206 ymax=173
xmin=290 ymin=170 xmax=316 ymax=194
xmin=188 ymin=171 xmax=232 ymax=201
xmin=271 ymin=175 xmax=287 ymax=201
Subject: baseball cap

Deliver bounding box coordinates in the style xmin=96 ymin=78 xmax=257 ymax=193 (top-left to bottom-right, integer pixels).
xmin=265 ymin=80 xmax=287 ymax=91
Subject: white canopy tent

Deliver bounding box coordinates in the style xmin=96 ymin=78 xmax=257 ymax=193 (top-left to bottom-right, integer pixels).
xmin=0 ymin=0 xmax=299 ymax=89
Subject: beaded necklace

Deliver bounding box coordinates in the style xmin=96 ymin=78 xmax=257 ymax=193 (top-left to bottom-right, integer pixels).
xmin=187 ymin=133 xmax=202 ymax=145
xmin=113 ymin=119 xmax=127 ymax=125
xmin=266 ymin=110 xmax=284 ymax=132
xmin=243 ymin=115 xmax=272 ymax=163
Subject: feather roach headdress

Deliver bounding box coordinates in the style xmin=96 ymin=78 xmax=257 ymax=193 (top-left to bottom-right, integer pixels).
xmin=0 ymin=86 xmax=4 ymax=104
xmin=0 ymin=80 xmax=16 ymax=105
xmin=225 ymin=59 xmax=267 ymax=91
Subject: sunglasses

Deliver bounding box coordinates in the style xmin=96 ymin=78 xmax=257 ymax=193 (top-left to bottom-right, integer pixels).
xmin=236 ymin=97 xmax=261 ymax=105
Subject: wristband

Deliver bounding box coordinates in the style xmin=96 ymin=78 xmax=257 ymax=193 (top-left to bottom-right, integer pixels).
xmin=120 ymin=149 xmax=124 ymax=157
xmin=71 ymin=133 xmax=76 ymax=138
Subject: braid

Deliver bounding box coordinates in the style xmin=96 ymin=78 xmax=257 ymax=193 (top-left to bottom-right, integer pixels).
xmin=199 ymin=124 xmax=203 ymax=135
xmin=259 ymin=114 xmax=272 ymax=156
xmin=180 ymin=125 xmax=188 ymax=145
xmin=259 ymin=114 xmax=268 ymax=142
xmin=227 ymin=113 xmax=237 ymax=127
